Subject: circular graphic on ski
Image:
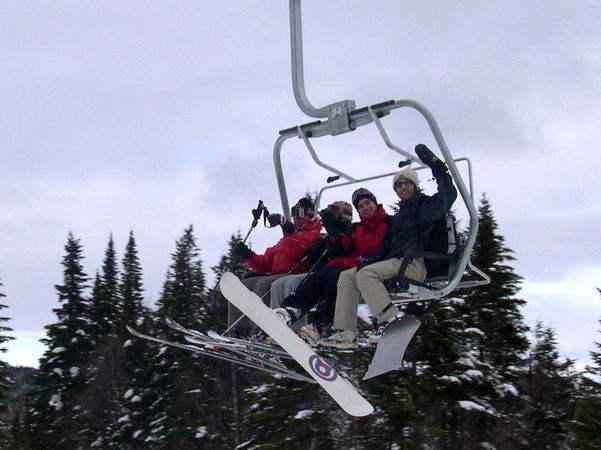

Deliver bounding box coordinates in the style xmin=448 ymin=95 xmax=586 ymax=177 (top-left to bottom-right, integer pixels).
xmin=308 ymin=355 xmax=338 ymax=381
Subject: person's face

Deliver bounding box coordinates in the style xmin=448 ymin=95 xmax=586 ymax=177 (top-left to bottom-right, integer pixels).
xmin=357 ymin=198 xmax=377 ymax=218
xmin=292 ymin=206 xmax=313 ymax=228
xmin=395 ymin=179 xmax=416 ymax=201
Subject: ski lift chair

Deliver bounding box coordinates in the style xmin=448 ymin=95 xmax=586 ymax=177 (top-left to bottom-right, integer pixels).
xmin=273 ymin=0 xmax=490 ymax=303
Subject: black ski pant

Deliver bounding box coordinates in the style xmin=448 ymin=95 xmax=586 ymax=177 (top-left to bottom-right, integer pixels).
xmin=280 ymin=265 xmax=345 ymax=332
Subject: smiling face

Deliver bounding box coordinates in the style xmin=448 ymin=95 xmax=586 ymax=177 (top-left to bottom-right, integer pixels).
xmin=394 ymin=178 xmax=416 ymax=201
xmin=357 ymin=198 xmax=377 ymax=218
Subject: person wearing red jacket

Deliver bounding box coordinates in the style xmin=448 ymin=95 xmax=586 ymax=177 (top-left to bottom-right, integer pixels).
xmin=227 ymin=197 xmax=322 ymax=336
xmin=274 ymin=188 xmax=388 ymax=345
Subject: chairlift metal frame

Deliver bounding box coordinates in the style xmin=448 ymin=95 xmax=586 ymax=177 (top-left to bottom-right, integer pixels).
xmin=274 ymin=0 xmax=490 ymax=300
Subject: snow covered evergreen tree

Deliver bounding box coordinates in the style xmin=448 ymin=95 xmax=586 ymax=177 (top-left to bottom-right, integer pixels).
xmin=113 ymin=231 xmax=157 ymax=448
xmin=0 ymin=279 xmax=15 ymax=447
xmin=447 ymin=194 xmax=530 ymax=446
xmin=91 ymin=234 xmax=121 ymax=337
xmin=568 ymin=288 xmax=601 ymax=448
xmin=28 ymin=232 xmax=94 ymax=448
xmin=143 ymin=225 xmax=221 ymax=447
xmin=463 ymin=194 xmax=529 ymax=370
xmin=68 ymin=234 xmax=128 ymax=447
xmin=355 ymin=194 xmax=531 ymax=447
xmin=118 ymin=231 xmax=148 ymax=335
xmin=517 ymin=321 xmax=577 ymax=447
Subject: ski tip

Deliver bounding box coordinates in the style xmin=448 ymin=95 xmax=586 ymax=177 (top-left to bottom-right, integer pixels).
xmin=221 ymin=271 xmax=236 ymax=281
xmin=348 ymin=403 xmax=375 ymax=417
xmin=125 ymin=325 xmax=141 ymax=337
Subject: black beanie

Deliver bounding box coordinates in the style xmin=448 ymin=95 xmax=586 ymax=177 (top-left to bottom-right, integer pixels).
xmin=351 ymin=188 xmax=378 ymax=210
xmin=296 ymin=197 xmax=315 ymax=211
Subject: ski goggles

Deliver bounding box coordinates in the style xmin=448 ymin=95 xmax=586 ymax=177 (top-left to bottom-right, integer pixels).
xmin=291 ymin=206 xmax=306 ymax=218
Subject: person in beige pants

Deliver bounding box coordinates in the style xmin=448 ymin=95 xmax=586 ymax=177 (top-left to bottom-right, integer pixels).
xmin=320 ymin=144 xmax=457 ymax=349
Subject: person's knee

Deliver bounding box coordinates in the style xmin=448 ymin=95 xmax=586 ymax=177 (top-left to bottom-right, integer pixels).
xmin=254 ymin=278 xmax=271 ymax=293
xmin=356 ymin=266 xmax=379 ymax=290
xmin=337 ymin=270 xmax=354 ymax=288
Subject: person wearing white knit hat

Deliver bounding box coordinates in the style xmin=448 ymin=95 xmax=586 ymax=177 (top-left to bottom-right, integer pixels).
xmin=321 ymin=144 xmax=458 ymax=349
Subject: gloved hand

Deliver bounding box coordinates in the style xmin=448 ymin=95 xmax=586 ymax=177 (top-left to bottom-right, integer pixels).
xmin=268 ymin=213 xmax=295 ymax=233
xmin=415 ymin=143 xmax=448 ymax=178
xmin=267 ymin=213 xmax=285 ymax=227
xmin=234 ymin=242 xmax=254 ymax=259
xmin=319 ymin=208 xmax=344 ymax=238
xmin=356 ymin=255 xmax=382 ymax=271
xmin=281 ymin=220 xmax=295 ymax=233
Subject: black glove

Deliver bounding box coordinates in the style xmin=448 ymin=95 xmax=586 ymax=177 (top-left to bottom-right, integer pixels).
xmin=356 ymin=255 xmax=382 ymax=271
xmin=415 ymin=143 xmax=448 ymax=178
xmin=267 ymin=213 xmax=285 ymax=227
xmin=234 ymin=242 xmax=254 ymax=259
xmin=319 ymin=208 xmax=344 ymax=238
xmin=267 ymin=213 xmax=295 ymax=233
xmin=281 ymin=220 xmax=295 ymax=233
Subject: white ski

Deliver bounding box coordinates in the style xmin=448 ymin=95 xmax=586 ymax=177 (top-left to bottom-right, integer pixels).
xmin=219 ymin=271 xmax=374 ymax=417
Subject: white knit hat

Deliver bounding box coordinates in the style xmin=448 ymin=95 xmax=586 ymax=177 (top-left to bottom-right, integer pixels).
xmin=327 ymin=201 xmax=353 ymax=223
xmin=392 ymin=168 xmax=419 ymax=191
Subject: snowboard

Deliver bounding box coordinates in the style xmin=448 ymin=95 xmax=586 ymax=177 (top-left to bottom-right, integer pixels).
xmin=219 ymin=271 xmax=374 ymax=417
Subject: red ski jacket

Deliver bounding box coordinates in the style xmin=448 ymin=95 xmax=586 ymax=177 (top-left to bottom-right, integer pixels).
xmin=326 ymin=205 xmax=388 ymax=269
xmin=246 ymin=218 xmax=323 ymax=275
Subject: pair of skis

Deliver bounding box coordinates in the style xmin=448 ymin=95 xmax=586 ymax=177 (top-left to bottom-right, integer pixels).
xmin=127 ymin=318 xmax=315 ymax=384
xmin=129 ymin=272 xmax=420 ymax=417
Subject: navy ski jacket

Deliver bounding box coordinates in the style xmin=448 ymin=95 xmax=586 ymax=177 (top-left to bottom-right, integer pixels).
xmin=376 ymin=171 xmax=457 ymax=260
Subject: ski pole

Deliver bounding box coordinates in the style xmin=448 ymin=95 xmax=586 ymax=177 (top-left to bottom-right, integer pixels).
xmin=206 ymin=200 xmax=266 ymax=306
xmin=241 ymin=200 xmax=265 ymax=243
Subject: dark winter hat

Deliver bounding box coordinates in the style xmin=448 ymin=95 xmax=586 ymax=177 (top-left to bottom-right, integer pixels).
xmin=351 ymin=188 xmax=378 ymax=210
xmin=295 ymin=197 xmax=315 ymax=210
xmin=293 ymin=197 xmax=315 ymax=217
xmin=327 ymin=201 xmax=353 ymax=223
xmin=392 ymin=168 xmax=419 ymax=191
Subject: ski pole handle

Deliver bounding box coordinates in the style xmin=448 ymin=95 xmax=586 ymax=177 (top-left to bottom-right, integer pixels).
xmin=251 ymin=200 xmax=264 ymax=228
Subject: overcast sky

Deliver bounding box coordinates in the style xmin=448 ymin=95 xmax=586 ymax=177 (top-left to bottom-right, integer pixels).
xmin=2 ymin=1 xmax=600 ymax=369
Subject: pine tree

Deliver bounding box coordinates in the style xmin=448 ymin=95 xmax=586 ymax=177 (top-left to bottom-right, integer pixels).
xmin=206 ymin=231 xmax=249 ymax=331
xmin=68 ymin=234 xmax=127 ymax=448
xmin=427 ymin=195 xmax=526 ymax=445
xmin=361 ymin=194 xmax=532 ymax=447
xmin=463 ymin=194 xmax=529 ymax=371
xmin=28 ymin=232 xmax=94 ymax=448
xmin=90 ymin=234 xmax=121 ymax=338
xmin=113 ymin=231 xmax=156 ymax=448
xmin=568 ymin=288 xmax=601 ymax=448
xmin=0 ymin=279 xmax=15 ymax=448
xmin=155 ymin=225 xmax=206 ymax=329
xmin=518 ymin=321 xmax=577 ymax=447
xmin=119 ymin=231 xmax=147 ymax=335
xmin=144 ymin=226 xmax=217 ymax=447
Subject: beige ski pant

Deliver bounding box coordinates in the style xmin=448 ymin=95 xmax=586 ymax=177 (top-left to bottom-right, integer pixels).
xmin=332 ymin=257 xmax=426 ymax=332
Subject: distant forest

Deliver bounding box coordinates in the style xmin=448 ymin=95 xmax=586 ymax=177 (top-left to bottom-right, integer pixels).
xmin=0 ymin=195 xmax=600 ymax=449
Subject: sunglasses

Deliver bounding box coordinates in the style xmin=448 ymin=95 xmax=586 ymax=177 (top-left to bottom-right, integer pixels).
xmin=395 ymin=180 xmax=414 ymax=189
